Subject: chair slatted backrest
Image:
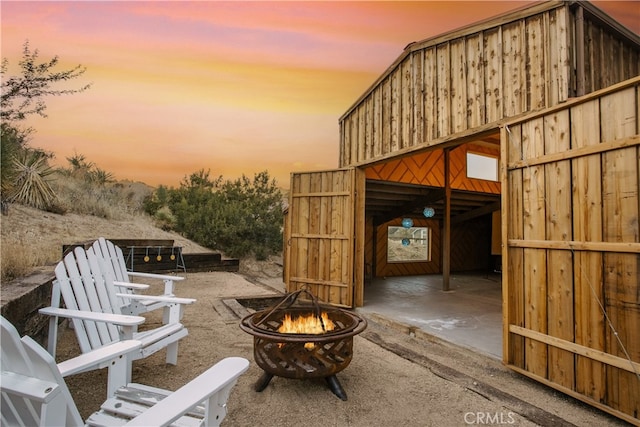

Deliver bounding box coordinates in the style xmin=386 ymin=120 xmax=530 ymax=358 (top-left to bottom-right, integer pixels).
xmin=85 ymin=247 xmax=121 ymax=311
xmin=94 ymin=237 xmax=183 ymax=299
xmin=97 ymin=237 xmax=130 ymax=282
xmin=93 ymin=238 xmax=135 ymax=309
xmin=55 ymin=248 xmax=122 ymax=353
xmin=1 ymin=316 xmax=84 ymax=426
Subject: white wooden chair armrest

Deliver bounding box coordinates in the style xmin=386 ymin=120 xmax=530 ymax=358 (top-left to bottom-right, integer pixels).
xmin=39 ymin=307 xmax=144 ymax=358
xmin=1 ymin=371 xmax=61 ymax=402
xmin=57 ymin=340 xmax=142 ymax=377
xmin=127 ymin=272 xmax=185 ymax=282
xmin=114 ymin=294 xmax=195 ymax=326
xmin=115 ymin=294 xmax=196 ymax=305
xmin=123 ymin=357 xmax=250 ymax=427
xmin=113 ymin=281 xmax=149 ymax=290
xmin=39 ymin=307 xmax=145 ymax=327
xmin=57 ymin=339 xmax=142 ymax=397
xmin=127 ymin=272 xmax=185 ymax=294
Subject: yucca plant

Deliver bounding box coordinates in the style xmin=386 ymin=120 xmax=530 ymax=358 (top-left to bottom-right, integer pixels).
xmin=1 ymin=123 xmax=26 ymax=199
xmin=9 ymin=150 xmax=57 ymax=209
xmin=88 ymin=168 xmax=115 ymax=185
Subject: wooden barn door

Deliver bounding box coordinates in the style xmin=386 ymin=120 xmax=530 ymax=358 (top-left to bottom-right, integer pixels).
xmin=501 ymin=78 xmax=640 ymax=424
xmin=285 ymin=168 xmax=365 ymax=308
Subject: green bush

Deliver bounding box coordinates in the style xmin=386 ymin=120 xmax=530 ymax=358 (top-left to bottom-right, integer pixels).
xmin=153 ymin=206 xmax=176 ymax=231
xmin=147 ymin=169 xmax=284 ymax=259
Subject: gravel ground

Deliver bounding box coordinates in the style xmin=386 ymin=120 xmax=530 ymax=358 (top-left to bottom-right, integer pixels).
xmin=56 ymin=271 xmax=627 ymax=427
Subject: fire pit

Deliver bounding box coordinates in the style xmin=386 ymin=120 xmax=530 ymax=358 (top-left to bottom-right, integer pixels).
xmin=239 ymin=289 xmax=367 ymax=400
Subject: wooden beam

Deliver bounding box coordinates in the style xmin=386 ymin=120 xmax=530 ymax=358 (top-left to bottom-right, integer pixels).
xmin=507 ymin=239 xmax=640 ymax=253
xmin=507 ymin=134 xmax=640 ymax=169
xmin=451 ymin=201 xmax=501 ymax=225
xmin=354 ymin=168 xmax=366 ymax=307
xmin=442 ymin=148 xmax=451 ymax=291
xmin=372 ymin=221 xmax=377 ymax=280
xmin=509 ymin=325 xmax=640 ymax=374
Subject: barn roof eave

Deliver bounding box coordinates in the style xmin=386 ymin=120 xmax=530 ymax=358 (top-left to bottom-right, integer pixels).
xmin=577 ymin=0 xmax=640 ymax=46
xmin=339 ymin=0 xmax=639 ymax=122
xmin=338 ymin=1 xmax=565 ymax=122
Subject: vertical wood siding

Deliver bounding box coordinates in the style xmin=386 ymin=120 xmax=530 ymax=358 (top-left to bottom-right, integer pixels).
xmin=582 ymin=19 xmax=640 ymax=94
xmin=339 ymin=3 xmax=638 ymax=169
xmin=287 ymin=169 xmax=358 ymax=307
xmin=502 ymin=78 xmax=640 ymax=424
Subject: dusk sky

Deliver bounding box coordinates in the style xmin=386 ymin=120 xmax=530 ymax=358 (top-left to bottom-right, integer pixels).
xmin=2 ymin=1 xmax=638 ymax=188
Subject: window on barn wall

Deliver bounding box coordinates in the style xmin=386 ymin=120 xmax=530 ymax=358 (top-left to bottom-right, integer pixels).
xmin=467 ymin=152 xmax=499 ymax=181
xmin=387 ymin=226 xmax=431 ymax=262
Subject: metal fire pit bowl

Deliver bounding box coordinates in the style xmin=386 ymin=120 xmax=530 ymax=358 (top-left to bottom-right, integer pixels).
xmin=239 ymin=289 xmax=367 ymax=400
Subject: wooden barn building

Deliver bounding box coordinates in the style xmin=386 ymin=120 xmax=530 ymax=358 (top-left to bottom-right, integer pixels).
xmin=283 ymin=1 xmax=639 ymax=423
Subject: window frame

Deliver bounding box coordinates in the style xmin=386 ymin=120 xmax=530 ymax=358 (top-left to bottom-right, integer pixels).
xmin=386 ymin=225 xmax=432 ymax=263
xmin=466 ymin=151 xmax=499 ymax=182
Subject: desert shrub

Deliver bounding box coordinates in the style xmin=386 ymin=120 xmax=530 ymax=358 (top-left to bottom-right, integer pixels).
xmin=153 ymin=205 xmax=176 ymax=231
xmin=1 ymin=124 xmax=59 ymax=211
xmin=143 ymin=184 xmax=171 ymax=217
xmin=1 ymin=123 xmax=26 ymax=198
xmin=1 ymin=233 xmax=57 ymax=282
xmin=1 ymin=125 xmax=148 ymax=219
xmin=7 ymin=149 xmax=57 ymax=209
xmin=148 ymin=169 xmax=284 ymax=259
xmin=51 ymin=170 xmax=152 ymax=219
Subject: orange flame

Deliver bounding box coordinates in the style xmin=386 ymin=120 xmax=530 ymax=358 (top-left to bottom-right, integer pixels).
xmin=278 ymin=312 xmax=336 ymax=350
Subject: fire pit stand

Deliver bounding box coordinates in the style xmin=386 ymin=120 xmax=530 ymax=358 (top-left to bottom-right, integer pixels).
xmin=239 ymin=289 xmax=367 ymax=400
xmin=254 ymin=370 xmax=348 ymax=401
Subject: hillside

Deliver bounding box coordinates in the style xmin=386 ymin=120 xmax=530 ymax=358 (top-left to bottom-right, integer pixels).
xmin=0 ymin=203 xmax=283 ymax=282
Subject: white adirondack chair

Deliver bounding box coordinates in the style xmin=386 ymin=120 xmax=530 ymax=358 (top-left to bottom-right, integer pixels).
xmin=39 ymin=246 xmax=195 ymax=384
xmin=92 ymin=237 xmax=186 ymax=319
xmin=0 ymin=316 xmax=250 ymax=427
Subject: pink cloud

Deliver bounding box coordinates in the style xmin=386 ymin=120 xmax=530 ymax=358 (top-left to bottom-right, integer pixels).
xmin=2 ymin=1 xmax=637 ymax=188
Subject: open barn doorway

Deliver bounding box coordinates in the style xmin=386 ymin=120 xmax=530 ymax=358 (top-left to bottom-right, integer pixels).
xmin=357 ymin=133 xmax=503 ymax=358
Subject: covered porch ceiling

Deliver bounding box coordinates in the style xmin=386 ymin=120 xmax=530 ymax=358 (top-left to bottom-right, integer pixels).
xmin=364 ymin=134 xmax=502 ymax=227
xmin=365 ymin=180 xmax=501 ymax=226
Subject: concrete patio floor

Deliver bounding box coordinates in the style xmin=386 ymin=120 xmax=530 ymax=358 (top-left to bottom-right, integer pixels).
xmin=357 ymin=273 xmax=503 ymax=359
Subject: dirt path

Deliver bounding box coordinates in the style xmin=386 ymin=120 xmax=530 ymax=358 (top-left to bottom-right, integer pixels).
xmin=56 ymin=271 xmax=625 ymax=427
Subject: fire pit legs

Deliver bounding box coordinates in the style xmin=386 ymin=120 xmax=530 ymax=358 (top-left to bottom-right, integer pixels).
xmin=254 ymin=371 xmax=274 ymax=392
xmin=325 ymin=375 xmax=348 ymax=401
xmin=254 ymin=370 xmax=349 ymax=401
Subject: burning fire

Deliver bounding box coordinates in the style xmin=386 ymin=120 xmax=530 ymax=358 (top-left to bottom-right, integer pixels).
xmin=279 ymin=312 xmax=335 ymax=334
xmin=278 ymin=312 xmax=336 ymax=349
